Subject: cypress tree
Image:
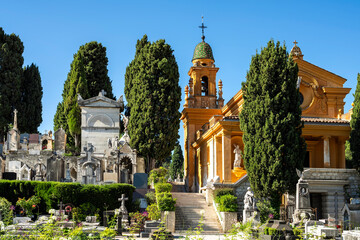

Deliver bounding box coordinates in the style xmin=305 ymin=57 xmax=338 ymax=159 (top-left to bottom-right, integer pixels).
xmin=239 ymin=40 xmax=306 ymax=211
xmin=53 ymin=42 xmax=114 ymax=152
xmin=169 ymin=143 xmax=184 ymax=180
xmin=349 ymin=73 xmax=360 ymax=170
xmin=63 ymin=53 xmax=88 ymax=149
xmin=125 ymin=35 xmax=181 ymax=171
xmin=18 ymin=63 xmax=43 ymax=133
xmin=0 ymin=28 xmax=24 ymax=138
xmin=78 ymin=41 xmax=114 ymax=99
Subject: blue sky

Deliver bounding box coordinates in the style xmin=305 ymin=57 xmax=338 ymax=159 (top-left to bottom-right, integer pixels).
xmin=1 ymin=1 xmax=360 ymax=145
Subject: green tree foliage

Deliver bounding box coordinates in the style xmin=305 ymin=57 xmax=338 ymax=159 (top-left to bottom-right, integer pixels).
xmin=18 ymin=64 xmax=43 ymax=133
xmin=63 ymin=54 xmax=88 ymax=148
xmin=239 ymin=40 xmax=306 ymax=211
xmin=169 ymin=143 xmax=184 ymax=180
xmin=125 ymin=35 xmax=181 ymax=171
xmin=0 ymin=28 xmax=24 ymax=137
xmin=78 ymin=41 xmax=114 ymax=99
xmin=53 ymin=41 xmax=113 ymax=152
xmin=349 ymin=73 xmax=360 ymax=170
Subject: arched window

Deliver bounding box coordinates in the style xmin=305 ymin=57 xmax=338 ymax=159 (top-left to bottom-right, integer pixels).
xmin=201 ymin=76 xmax=208 ymax=96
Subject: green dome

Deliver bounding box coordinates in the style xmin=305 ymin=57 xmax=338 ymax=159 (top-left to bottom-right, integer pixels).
xmin=192 ymin=41 xmax=214 ymax=61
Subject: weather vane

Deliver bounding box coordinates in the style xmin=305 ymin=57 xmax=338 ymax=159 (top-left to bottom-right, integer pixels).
xmin=199 ymin=16 xmax=207 ymax=41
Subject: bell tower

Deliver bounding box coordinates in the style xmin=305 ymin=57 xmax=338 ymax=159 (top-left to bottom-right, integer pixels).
xmin=184 ymin=18 xmax=224 ymax=109
xmin=181 ymin=18 xmax=224 ymax=192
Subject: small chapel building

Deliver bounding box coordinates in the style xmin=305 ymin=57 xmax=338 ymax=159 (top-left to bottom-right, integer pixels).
xmin=182 ymin=35 xmax=360 ymax=221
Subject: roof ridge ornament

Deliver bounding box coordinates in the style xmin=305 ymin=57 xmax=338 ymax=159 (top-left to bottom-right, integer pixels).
xmin=199 ymin=16 xmax=207 ymax=42
xmin=290 ymin=40 xmax=304 ymax=60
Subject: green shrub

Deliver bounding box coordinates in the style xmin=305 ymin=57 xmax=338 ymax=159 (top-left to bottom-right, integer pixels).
xmin=157 ymin=194 xmax=176 ymax=211
xmin=0 ymin=180 xmax=135 ymax=220
xmin=218 ymin=194 xmax=238 ymax=212
xmin=154 ymin=183 xmax=172 ymax=194
xmin=145 ymin=191 xmax=156 ymax=205
xmin=257 ymin=199 xmax=277 ymax=223
xmin=146 ymin=203 xmax=161 ymax=220
xmin=148 ymin=167 xmax=167 ymax=185
xmin=214 ymin=188 xmax=234 ymax=203
xmin=0 ymin=197 xmax=13 ymax=226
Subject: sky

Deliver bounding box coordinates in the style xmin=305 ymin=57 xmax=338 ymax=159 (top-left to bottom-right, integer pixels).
xmin=1 ymin=0 xmax=360 ymax=146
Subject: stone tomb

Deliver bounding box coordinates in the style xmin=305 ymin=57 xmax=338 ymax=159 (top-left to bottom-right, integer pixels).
xmin=54 ymin=128 xmax=66 ymax=154
xmin=78 ymin=90 xmax=124 ymax=158
xmin=342 ymin=198 xmax=360 ymax=230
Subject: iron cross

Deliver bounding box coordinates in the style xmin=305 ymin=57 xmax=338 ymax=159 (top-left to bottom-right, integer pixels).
xmin=199 ymin=16 xmax=207 ymax=41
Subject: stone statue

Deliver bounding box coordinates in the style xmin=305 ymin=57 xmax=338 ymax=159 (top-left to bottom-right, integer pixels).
xmin=233 ymin=144 xmax=242 ymax=168
xmin=244 ymin=187 xmax=255 ymax=210
xmin=36 ymin=163 xmax=42 ymax=175
xmin=112 ymin=136 xmax=119 ymax=150
xmin=120 ymin=114 xmax=129 ymax=131
xmin=107 ymin=138 xmax=112 ymax=149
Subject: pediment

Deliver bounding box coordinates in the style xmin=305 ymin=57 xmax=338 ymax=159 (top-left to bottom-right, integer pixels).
xmin=120 ymin=143 xmax=133 ymax=154
xmin=78 ymin=95 xmax=122 ymax=108
xmin=295 ymin=59 xmax=346 ymax=87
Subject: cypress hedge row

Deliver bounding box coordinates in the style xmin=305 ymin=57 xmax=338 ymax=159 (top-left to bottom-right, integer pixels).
xmin=0 ymin=180 xmax=135 ymax=214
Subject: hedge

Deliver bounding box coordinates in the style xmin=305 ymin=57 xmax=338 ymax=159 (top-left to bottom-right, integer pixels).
xmin=0 ymin=180 xmax=136 ymax=216
xmin=218 ymin=194 xmax=238 ymax=212
xmin=154 ymin=183 xmax=172 ymax=194
xmin=214 ymin=188 xmax=235 ymax=204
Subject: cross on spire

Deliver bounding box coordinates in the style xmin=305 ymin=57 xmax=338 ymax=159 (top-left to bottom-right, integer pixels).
xmin=293 ymin=40 xmax=298 ymax=46
xmin=199 ymin=16 xmax=207 ymax=41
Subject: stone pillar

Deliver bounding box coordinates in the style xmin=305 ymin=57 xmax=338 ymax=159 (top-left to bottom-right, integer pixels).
xmin=209 ymin=138 xmax=214 ymax=180
xmin=215 ymin=136 xmax=222 ymax=180
xmin=338 ymin=137 xmax=346 ymax=168
xmin=222 ymin=130 xmax=232 ymax=184
xmin=323 ymin=136 xmax=331 ymax=168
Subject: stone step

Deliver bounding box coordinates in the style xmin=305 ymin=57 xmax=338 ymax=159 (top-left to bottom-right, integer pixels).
xmin=172 ymin=193 xmax=222 ymax=233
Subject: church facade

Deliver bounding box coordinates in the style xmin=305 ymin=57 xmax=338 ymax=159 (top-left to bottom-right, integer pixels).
xmin=182 ymin=37 xmax=359 ymax=221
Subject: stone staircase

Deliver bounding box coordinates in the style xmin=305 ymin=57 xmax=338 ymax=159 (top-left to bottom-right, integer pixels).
xmin=172 ymin=192 xmax=222 ymax=234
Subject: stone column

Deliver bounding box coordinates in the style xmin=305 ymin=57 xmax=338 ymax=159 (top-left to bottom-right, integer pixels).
xmin=323 ymin=136 xmax=331 ymax=168
xmin=338 ymin=137 xmax=346 ymax=168
xmin=215 ymin=135 xmax=222 ymax=180
xmin=209 ymin=138 xmax=214 ymax=180
xmin=222 ymin=130 xmax=232 ymax=184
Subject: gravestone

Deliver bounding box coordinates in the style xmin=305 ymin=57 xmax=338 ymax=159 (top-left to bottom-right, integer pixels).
xmin=118 ymin=194 xmax=129 ymax=227
xmin=292 ymin=171 xmax=314 ymax=224
xmin=54 ymin=128 xmax=66 ymax=153
xmin=2 ymin=172 xmax=16 ymax=180
xmin=134 ymin=173 xmax=148 ymax=189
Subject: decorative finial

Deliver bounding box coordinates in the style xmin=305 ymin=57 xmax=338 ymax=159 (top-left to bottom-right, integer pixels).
xmin=199 ymin=16 xmax=207 ymax=42
xmin=290 ymin=40 xmax=303 ymax=60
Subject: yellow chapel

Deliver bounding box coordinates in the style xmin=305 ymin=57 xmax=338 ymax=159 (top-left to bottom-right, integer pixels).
xmin=181 ymin=37 xmax=351 ymax=193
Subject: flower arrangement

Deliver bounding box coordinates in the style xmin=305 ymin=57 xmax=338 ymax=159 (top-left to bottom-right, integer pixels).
xmin=16 ymin=196 xmax=40 ymax=216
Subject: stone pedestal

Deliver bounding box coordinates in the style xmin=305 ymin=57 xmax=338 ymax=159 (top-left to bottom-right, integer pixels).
xmin=231 ymin=167 xmax=247 ymax=183
xmin=243 ymin=209 xmax=260 ymax=224
xmin=220 ymin=212 xmax=237 ymax=233
xmin=161 ymin=211 xmax=175 ymax=233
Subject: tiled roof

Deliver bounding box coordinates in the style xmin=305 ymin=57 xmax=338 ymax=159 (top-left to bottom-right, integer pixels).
xmin=222 ymin=115 xmax=349 ymax=124
xmin=192 ymin=41 xmax=214 ymax=61
xmin=301 ymin=117 xmax=349 ymax=124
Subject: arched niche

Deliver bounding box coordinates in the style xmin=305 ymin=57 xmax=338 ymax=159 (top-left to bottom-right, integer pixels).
xmin=87 ymin=114 xmax=114 ymax=128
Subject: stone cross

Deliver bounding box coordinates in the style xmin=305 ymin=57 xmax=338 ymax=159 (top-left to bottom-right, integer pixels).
xmin=58 ymin=201 xmax=64 ymax=215
xmin=118 ymin=194 xmax=128 ymax=215
xmin=84 ymin=143 xmax=94 ymax=162
xmin=100 ymin=89 xmax=107 ymax=96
